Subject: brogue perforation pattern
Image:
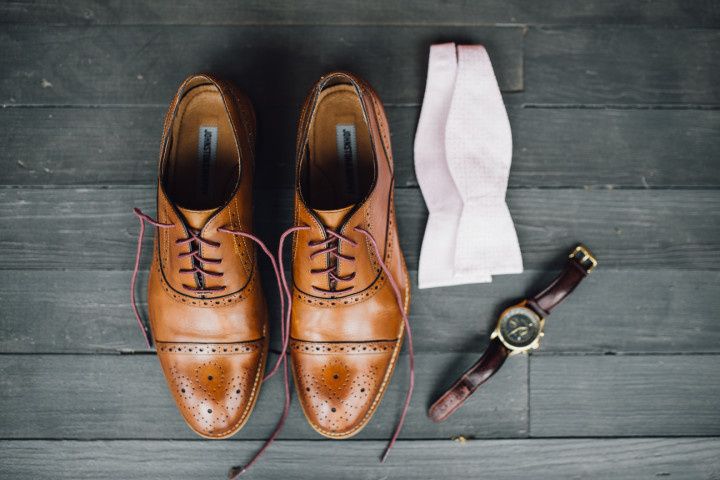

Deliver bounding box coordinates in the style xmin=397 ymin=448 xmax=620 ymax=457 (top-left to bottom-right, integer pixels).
xmin=296 ymin=359 xmax=379 ymax=432
xmin=169 ymin=362 xmax=252 ymax=434
xmin=157 ymin=341 xmax=261 ymax=354
xmin=290 ymin=340 xmax=397 ymax=354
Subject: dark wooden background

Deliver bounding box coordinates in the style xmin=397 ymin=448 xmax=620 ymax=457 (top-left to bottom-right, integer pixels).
xmin=1 ymin=1 xmax=719 ymax=478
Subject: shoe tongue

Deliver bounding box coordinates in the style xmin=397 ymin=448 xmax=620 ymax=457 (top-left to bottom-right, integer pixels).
xmin=313 ymin=205 xmax=355 ymax=230
xmin=176 ymin=206 xmax=218 ymax=230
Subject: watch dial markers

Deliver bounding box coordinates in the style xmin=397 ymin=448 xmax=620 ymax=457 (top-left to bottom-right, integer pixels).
xmin=498 ymin=307 xmax=541 ymax=349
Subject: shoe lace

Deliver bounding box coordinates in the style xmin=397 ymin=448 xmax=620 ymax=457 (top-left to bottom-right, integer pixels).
xmin=353 ymin=226 xmax=415 ymax=464
xmin=130 ymin=207 xmax=293 ymax=479
xmin=130 ymin=211 xmax=414 ymax=476
xmin=130 ymin=208 xmax=174 ymax=348
xmin=308 ymin=228 xmax=357 ymax=293
xmin=176 ymin=227 xmax=225 ymax=294
xmin=227 ymin=224 xmax=415 ymax=477
xmin=130 ymin=207 xmax=286 ymax=357
xmin=227 ymin=224 xmax=308 ymax=478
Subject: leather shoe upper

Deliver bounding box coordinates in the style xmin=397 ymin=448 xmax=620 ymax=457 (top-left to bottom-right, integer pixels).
xmin=147 ymin=74 xmax=268 ymax=438
xmin=289 ymin=72 xmax=410 ymax=438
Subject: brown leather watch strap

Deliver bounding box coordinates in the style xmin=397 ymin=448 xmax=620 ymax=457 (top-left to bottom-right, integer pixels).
xmin=527 ymin=246 xmax=596 ymax=317
xmin=427 ymin=245 xmax=596 ymax=423
xmin=428 ymin=338 xmax=509 ymax=423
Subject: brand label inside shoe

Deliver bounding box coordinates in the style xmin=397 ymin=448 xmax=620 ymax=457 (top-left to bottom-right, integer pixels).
xmin=335 ymin=124 xmax=358 ymax=196
xmin=197 ymin=126 xmax=218 ymax=195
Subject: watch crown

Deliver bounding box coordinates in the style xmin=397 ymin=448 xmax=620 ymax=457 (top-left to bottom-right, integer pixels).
xmin=540 ymin=332 xmax=545 ymax=337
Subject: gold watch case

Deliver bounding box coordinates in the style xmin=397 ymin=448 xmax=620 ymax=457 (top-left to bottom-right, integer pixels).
xmin=491 ymin=301 xmax=546 ymax=355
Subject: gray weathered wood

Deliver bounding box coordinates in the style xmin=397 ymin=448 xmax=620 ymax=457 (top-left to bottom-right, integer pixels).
xmin=0 ymin=353 xmax=527 ymax=439
xmin=3 ymin=106 xmax=720 ymax=188
xmin=4 ymin=26 xmax=719 ymax=106
xmin=524 ymin=26 xmax=720 ymax=105
xmin=2 ymin=270 xmax=719 ymax=355
xmin=4 ymin=353 xmax=719 ymax=440
xmin=1 ymin=5 xmax=719 ymax=480
xmin=530 ymin=355 xmax=720 ymax=437
xmin=1 ymin=187 xmax=719 ymax=270
xmin=0 ymin=25 xmax=522 ymax=106
xmin=3 ymin=0 xmax=718 ymax=27
xmin=2 ymin=438 xmax=719 ymax=480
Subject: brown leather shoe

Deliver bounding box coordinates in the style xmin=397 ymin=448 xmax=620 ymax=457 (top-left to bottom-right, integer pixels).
xmin=288 ymin=72 xmax=411 ymax=439
xmin=132 ymin=74 xmax=268 ymax=439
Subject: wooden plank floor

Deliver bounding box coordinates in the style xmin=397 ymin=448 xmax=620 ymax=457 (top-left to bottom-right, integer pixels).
xmin=1 ymin=1 xmax=719 ymax=478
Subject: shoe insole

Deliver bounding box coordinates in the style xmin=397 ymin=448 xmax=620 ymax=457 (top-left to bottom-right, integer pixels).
xmin=165 ymin=84 xmax=239 ymax=210
xmin=306 ymin=84 xmax=373 ymax=210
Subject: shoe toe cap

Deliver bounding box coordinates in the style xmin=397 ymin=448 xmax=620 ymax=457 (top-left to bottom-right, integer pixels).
xmin=291 ymin=340 xmax=399 ymax=438
xmin=156 ymin=341 xmax=266 ymax=438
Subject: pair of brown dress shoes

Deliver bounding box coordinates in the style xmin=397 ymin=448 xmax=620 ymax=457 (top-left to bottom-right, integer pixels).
xmin=131 ymin=72 xmax=412 ymax=471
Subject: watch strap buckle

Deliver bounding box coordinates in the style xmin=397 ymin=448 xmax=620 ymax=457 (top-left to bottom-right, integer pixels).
xmin=570 ymin=245 xmax=597 ymax=273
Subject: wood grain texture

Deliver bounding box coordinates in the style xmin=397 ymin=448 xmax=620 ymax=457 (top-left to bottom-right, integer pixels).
xmin=3 ymin=0 xmax=719 ymax=27
xmin=3 ymin=25 xmax=718 ymax=106
xmin=530 ymin=355 xmax=720 ymax=437
xmin=1 ymin=3 xmax=719 ymax=478
xmin=524 ymin=26 xmax=720 ymax=105
xmin=0 ymin=25 xmax=522 ymax=106
xmin=1 ymin=187 xmax=718 ymax=270
xmin=3 ymin=106 xmax=720 ymax=188
xmin=2 ymin=270 xmax=719 ymax=355
xmin=2 ymin=438 xmax=719 ymax=480
xmin=0 ymin=353 xmax=527 ymax=439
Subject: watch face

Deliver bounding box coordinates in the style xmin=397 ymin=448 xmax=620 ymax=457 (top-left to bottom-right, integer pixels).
xmin=499 ymin=306 xmax=541 ymax=349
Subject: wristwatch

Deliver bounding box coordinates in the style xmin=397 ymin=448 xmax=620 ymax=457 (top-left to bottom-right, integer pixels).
xmin=428 ymin=245 xmax=597 ymax=423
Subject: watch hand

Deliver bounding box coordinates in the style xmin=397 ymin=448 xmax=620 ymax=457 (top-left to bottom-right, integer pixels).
xmin=508 ymin=326 xmax=528 ymax=336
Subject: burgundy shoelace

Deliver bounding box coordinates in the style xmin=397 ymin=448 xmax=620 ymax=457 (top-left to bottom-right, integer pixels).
xmin=130 ymin=208 xmax=174 ymax=348
xmin=130 ymin=208 xmax=292 ymax=478
xmin=230 ymin=224 xmax=414 ymax=475
xmin=308 ymin=228 xmax=357 ymax=293
xmin=353 ymin=226 xmax=415 ymax=462
xmin=131 ymin=211 xmax=413 ymax=476
xmin=226 ymin=225 xmax=308 ymax=478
